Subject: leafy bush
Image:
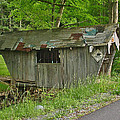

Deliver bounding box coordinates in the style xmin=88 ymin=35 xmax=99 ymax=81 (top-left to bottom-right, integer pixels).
xmin=112 ymin=50 xmax=120 ymax=75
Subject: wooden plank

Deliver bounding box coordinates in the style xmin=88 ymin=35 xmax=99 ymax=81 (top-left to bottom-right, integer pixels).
xmin=37 ymin=63 xmax=61 ymax=88
xmin=38 ymin=64 xmax=43 ymax=87
xmin=73 ymin=48 xmax=78 ymax=84
xmin=19 ymin=52 xmax=23 ymax=80
xmin=85 ymin=47 xmax=89 ymax=78
xmin=57 ymin=64 xmax=62 ymax=88
xmin=66 ymin=48 xmax=70 ymax=87
xmin=22 ymin=52 xmax=26 ymax=81
xmin=27 ymin=52 xmax=31 ymax=80
xmin=44 ymin=64 xmax=47 ymax=87
xmin=60 ymin=49 xmax=64 ymax=87
xmin=25 ymin=52 xmax=28 ymax=81
xmin=31 ymin=51 xmax=35 ymax=81
xmin=86 ymin=47 xmax=90 ymax=78
xmin=11 ymin=51 xmax=15 ymax=79
xmin=17 ymin=52 xmax=20 ymax=79
xmin=69 ymin=48 xmax=73 ymax=87
xmin=79 ymin=48 xmax=84 ymax=80
xmin=77 ymin=48 xmax=81 ymax=82
xmin=64 ymin=48 xmax=68 ymax=87
xmin=14 ymin=51 xmax=18 ymax=79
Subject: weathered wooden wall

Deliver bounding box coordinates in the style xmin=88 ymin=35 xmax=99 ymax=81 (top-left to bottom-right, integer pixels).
xmin=1 ymin=50 xmax=36 ymax=82
xmin=36 ymin=46 xmax=106 ymax=88
xmin=36 ymin=63 xmax=62 ymax=88
xmin=1 ymin=46 xmax=107 ymax=88
xmin=60 ymin=46 xmax=106 ymax=87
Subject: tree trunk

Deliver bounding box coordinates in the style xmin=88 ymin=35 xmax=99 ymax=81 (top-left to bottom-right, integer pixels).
xmin=20 ymin=20 xmax=22 ymax=28
xmin=55 ymin=0 xmax=66 ymax=28
xmin=52 ymin=0 xmax=56 ymax=27
xmin=0 ymin=3 xmax=3 ymax=26
xmin=113 ymin=0 xmax=118 ymax=23
xmin=9 ymin=12 xmax=12 ymax=30
xmin=109 ymin=0 xmax=113 ymax=24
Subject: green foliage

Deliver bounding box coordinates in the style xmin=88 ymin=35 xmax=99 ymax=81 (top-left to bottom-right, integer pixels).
xmin=0 ymin=0 xmax=111 ymax=30
xmin=0 ymin=75 xmax=120 ymax=119
xmin=0 ymin=55 xmax=10 ymax=76
xmin=41 ymin=76 xmax=119 ymax=110
xmin=0 ymin=96 xmax=44 ymax=119
xmin=0 ymin=82 xmax=9 ymax=92
xmin=112 ymin=50 xmax=120 ymax=75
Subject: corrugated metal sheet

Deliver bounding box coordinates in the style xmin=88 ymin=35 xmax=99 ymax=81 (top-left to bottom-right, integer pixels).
xmin=0 ymin=24 xmax=118 ymax=51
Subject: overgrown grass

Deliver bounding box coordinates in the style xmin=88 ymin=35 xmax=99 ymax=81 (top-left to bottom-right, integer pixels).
xmin=0 ymin=51 xmax=120 ymax=119
xmin=0 ymin=55 xmax=10 ymax=76
xmin=112 ymin=50 xmax=120 ymax=76
xmin=41 ymin=75 xmax=120 ymax=110
xmin=0 ymin=82 xmax=10 ymax=92
xmin=0 ymin=75 xmax=120 ymax=120
xmin=0 ymin=55 xmax=10 ymax=92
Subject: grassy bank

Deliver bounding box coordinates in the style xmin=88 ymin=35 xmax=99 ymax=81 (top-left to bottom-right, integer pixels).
xmin=0 ymin=55 xmax=10 ymax=92
xmin=0 ymin=81 xmax=9 ymax=92
xmin=0 ymin=52 xmax=120 ymax=119
xmin=0 ymin=75 xmax=120 ymax=119
xmin=0 ymin=55 xmax=10 ymax=76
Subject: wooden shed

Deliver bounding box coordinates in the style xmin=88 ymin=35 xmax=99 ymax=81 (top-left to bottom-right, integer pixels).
xmin=0 ymin=24 xmax=119 ymax=88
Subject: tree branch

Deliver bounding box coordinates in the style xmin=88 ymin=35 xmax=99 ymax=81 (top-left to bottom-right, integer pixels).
xmin=60 ymin=20 xmax=88 ymax=28
xmin=38 ymin=0 xmax=75 ymax=7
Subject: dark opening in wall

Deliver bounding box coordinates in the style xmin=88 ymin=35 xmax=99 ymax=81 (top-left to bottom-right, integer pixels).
xmin=37 ymin=49 xmax=60 ymax=63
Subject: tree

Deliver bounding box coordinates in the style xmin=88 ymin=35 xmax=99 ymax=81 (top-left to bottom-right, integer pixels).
xmin=109 ymin=0 xmax=118 ymax=24
xmin=0 ymin=0 xmax=11 ymax=30
xmin=113 ymin=0 xmax=118 ymax=23
xmin=2 ymin=0 xmax=117 ymax=30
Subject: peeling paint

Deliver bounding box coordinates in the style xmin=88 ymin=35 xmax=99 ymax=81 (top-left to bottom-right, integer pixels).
xmin=41 ymin=44 xmax=47 ymax=48
xmin=69 ymin=33 xmax=83 ymax=40
xmin=16 ymin=42 xmax=31 ymax=52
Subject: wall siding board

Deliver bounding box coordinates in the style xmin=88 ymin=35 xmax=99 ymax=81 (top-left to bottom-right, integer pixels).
xmin=19 ymin=52 xmax=23 ymax=80
xmin=0 ymin=45 xmax=108 ymax=88
xmin=75 ymin=48 xmax=78 ymax=83
xmin=37 ymin=63 xmax=61 ymax=88
xmin=77 ymin=48 xmax=81 ymax=81
xmin=63 ymin=49 xmax=66 ymax=87
xmin=25 ymin=53 xmax=28 ymax=80
xmin=86 ymin=47 xmax=90 ymax=78
xmin=1 ymin=51 xmax=36 ymax=82
xmin=27 ymin=52 xmax=31 ymax=80
xmin=31 ymin=51 xmax=35 ymax=81
xmin=60 ymin=49 xmax=64 ymax=87
xmin=14 ymin=52 xmax=18 ymax=79
xmin=22 ymin=52 xmax=26 ymax=81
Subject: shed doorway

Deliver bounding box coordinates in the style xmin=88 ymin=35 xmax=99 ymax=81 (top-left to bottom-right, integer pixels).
xmin=36 ymin=49 xmax=62 ymax=88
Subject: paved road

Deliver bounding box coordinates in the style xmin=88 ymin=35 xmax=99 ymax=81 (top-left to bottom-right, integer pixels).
xmin=78 ymin=100 xmax=120 ymax=120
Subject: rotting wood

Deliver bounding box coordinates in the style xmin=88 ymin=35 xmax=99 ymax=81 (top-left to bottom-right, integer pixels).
xmin=37 ymin=63 xmax=61 ymax=88
xmin=0 ymin=24 xmax=119 ymax=88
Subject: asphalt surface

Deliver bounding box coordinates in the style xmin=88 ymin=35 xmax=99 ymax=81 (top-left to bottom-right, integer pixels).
xmin=78 ymin=100 xmax=120 ymax=120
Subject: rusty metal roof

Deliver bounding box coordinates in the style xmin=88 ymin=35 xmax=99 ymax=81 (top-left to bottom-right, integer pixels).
xmin=0 ymin=24 xmax=119 ymax=51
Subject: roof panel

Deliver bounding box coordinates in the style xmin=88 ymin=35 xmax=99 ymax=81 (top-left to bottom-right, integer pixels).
xmin=0 ymin=24 xmax=119 ymax=51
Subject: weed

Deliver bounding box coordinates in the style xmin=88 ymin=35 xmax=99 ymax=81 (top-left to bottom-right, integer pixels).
xmin=0 ymin=82 xmax=9 ymax=92
xmin=0 ymin=75 xmax=120 ymax=119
